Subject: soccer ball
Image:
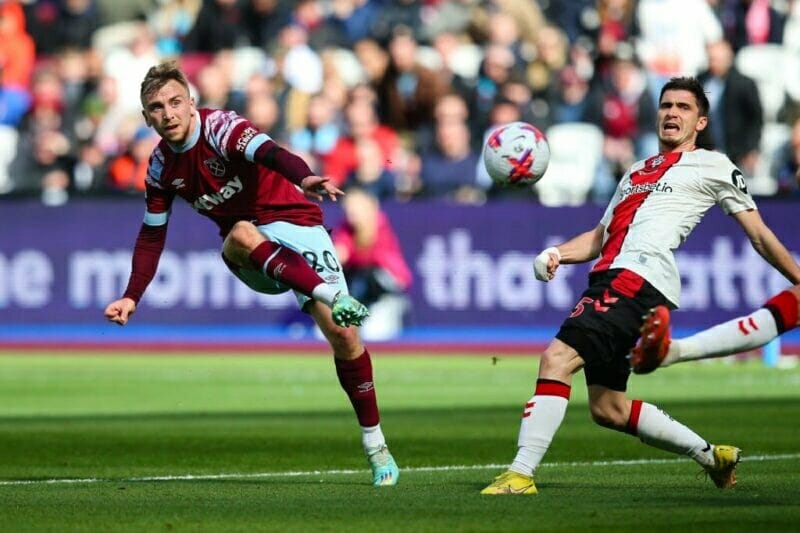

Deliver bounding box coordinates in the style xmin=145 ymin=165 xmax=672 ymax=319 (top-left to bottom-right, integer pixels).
xmin=483 ymin=122 xmax=550 ymax=186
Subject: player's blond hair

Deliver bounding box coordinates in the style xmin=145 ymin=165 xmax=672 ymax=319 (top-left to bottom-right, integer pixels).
xmin=140 ymin=61 xmax=190 ymax=107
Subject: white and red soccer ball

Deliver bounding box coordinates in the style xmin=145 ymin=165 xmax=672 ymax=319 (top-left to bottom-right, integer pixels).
xmin=483 ymin=122 xmax=550 ymax=186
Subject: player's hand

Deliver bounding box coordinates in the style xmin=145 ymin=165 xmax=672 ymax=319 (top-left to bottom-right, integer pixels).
xmin=300 ymin=175 xmax=344 ymax=202
xmin=104 ymin=297 xmax=137 ymax=326
xmin=533 ymin=246 xmax=561 ymax=282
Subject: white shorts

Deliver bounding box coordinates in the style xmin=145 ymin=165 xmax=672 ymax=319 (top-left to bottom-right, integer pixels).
xmin=225 ymin=221 xmax=349 ymax=309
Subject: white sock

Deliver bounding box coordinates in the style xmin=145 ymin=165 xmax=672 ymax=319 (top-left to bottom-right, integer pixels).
xmin=633 ymin=401 xmax=714 ymax=467
xmin=511 ymin=389 xmax=569 ymax=476
xmin=362 ymin=424 xmax=386 ymax=454
xmin=311 ymin=284 xmax=340 ymax=307
xmin=666 ymin=308 xmax=778 ymax=366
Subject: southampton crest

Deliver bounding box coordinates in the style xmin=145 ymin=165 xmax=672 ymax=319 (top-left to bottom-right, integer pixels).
xmin=204 ymin=157 xmax=226 ymax=177
xmin=649 ymin=154 xmax=665 ymax=168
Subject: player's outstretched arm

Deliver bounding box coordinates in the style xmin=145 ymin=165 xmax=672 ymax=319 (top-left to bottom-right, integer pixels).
xmin=533 ymin=224 xmax=605 ymax=281
xmin=733 ymin=209 xmax=800 ymax=284
xmin=300 ymin=175 xmax=344 ymax=202
xmin=559 ymin=224 xmax=605 ymax=263
xmin=104 ymin=297 xmax=137 ymax=326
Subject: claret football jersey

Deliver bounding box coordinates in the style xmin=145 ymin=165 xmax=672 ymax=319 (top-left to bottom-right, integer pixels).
xmin=142 ymin=108 xmax=323 ymax=236
xmin=593 ymin=149 xmax=756 ymax=307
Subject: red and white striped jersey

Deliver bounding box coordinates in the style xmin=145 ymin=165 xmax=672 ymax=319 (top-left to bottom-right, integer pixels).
xmin=142 ymin=108 xmax=323 ymax=237
xmin=593 ymin=149 xmax=755 ymax=306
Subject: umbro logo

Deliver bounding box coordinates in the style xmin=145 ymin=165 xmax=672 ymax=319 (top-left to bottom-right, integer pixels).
xmin=357 ymin=381 xmax=374 ymax=393
xmin=172 ymin=178 xmax=186 ymax=189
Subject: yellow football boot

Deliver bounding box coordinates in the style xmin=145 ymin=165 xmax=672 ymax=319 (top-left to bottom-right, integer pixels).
xmin=480 ymin=470 xmax=538 ymax=495
xmin=704 ymin=445 xmax=741 ymax=489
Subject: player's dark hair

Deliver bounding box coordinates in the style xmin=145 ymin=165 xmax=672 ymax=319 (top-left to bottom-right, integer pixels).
xmin=140 ymin=61 xmax=191 ymax=107
xmin=659 ymin=77 xmax=709 ymax=117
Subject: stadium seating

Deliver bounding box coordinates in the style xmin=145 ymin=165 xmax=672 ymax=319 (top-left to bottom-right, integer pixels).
xmin=537 ymin=123 xmax=604 ymax=206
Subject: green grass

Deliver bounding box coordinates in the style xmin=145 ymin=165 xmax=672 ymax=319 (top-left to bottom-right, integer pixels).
xmin=0 ymin=353 xmax=798 ymax=531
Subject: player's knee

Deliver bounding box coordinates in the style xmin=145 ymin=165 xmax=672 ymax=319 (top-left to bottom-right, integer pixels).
xmin=225 ymin=221 xmax=261 ymax=249
xmin=589 ymin=402 xmax=628 ymax=430
xmin=539 ymin=344 xmax=581 ymax=380
xmin=326 ymin=324 xmax=362 ymax=356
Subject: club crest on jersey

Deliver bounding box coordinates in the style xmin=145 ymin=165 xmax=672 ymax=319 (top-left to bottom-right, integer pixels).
xmin=649 ymin=155 xmax=665 ymax=168
xmin=204 ymin=157 xmax=226 ymax=177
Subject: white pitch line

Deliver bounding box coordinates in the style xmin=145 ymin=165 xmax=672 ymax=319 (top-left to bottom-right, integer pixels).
xmin=2 ymin=453 xmax=799 ymax=487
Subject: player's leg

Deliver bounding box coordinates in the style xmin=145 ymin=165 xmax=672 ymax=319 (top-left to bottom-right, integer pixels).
xmin=222 ymin=220 xmax=367 ymax=327
xmin=481 ymin=338 xmax=583 ymax=495
xmin=587 ymin=385 xmax=740 ymax=488
xmin=633 ymin=287 xmax=800 ymax=373
xmin=309 ymin=300 xmax=399 ymax=487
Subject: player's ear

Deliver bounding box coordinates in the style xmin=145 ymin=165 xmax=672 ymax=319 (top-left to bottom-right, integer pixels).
xmin=696 ymin=115 xmax=708 ymax=132
xmin=141 ymin=110 xmax=151 ymax=127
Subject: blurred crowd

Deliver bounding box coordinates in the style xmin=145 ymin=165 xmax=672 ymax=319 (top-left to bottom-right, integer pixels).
xmin=1 ymin=0 xmax=800 ymax=207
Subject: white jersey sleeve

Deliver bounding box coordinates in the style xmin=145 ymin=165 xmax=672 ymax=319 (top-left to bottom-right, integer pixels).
xmin=696 ymin=152 xmax=756 ymax=215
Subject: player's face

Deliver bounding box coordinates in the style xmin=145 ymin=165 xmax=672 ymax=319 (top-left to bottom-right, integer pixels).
xmin=656 ymin=89 xmax=708 ymax=152
xmin=142 ymin=80 xmax=196 ymax=145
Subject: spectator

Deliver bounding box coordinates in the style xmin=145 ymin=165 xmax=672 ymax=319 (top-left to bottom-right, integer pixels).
xmin=551 ymin=65 xmax=603 ymax=126
xmin=345 ymin=138 xmax=398 ymax=201
xmin=333 ymin=187 xmax=412 ymax=341
xmin=418 ymin=92 xmax=470 ymax=153
xmin=107 ymin=126 xmax=159 ymax=193
xmin=183 ymin=0 xmax=247 ymax=53
xmin=699 ymin=39 xmax=763 ymax=176
xmin=57 ymin=0 xmax=101 ymax=51
xmin=289 ymin=92 xmax=342 ymax=175
xmin=291 ymin=0 xmax=347 ymax=50
xmin=375 ymin=26 xmax=447 ymax=136
xmin=277 ymin=23 xmax=323 ymax=131
xmin=369 ymin=0 xmax=423 ymax=45
xmin=715 ymin=0 xmax=787 ymax=52
xmin=527 ymin=24 xmax=570 ymax=102
xmin=0 ymin=1 xmax=36 ymax=91
xmin=148 ymin=0 xmax=202 ymax=57
xmin=11 ymin=128 xmax=73 ymax=205
xmin=592 ymin=0 xmax=637 ymax=80
xmin=599 ymin=48 xmax=657 ymax=181
xmin=243 ymin=0 xmax=291 ymax=51
xmin=195 ymin=61 xmax=238 ymax=111
xmin=461 ymin=44 xmax=516 ymax=138
xmin=325 ymin=98 xmax=400 ymax=187
xmin=244 ymin=91 xmax=282 ymax=142
xmin=329 ymin=0 xmax=381 ymax=46
xmin=353 ymin=38 xmax=389 ymax=86
xmin=419 ymin=116 xmax=483 ymax=203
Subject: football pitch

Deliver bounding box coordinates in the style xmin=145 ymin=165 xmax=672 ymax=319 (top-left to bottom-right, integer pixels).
xmin=1 ymin=352 xmax=798 ymax=531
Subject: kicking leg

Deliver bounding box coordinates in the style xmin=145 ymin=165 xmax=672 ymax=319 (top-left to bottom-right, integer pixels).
xmin=223 ymin=221 xmax=368 ymax=327
xmin=310 ymin=301 xmax=398 ymax=486
xmin=633 ymin=288 xmax=800 ymax=373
